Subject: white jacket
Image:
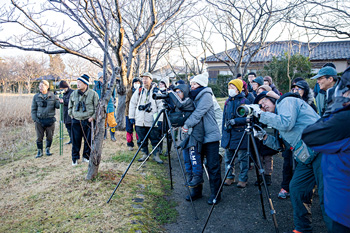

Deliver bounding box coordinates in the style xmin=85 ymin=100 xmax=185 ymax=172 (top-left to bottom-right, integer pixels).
xmin=129 ymin=86 xmax=164 ymax=127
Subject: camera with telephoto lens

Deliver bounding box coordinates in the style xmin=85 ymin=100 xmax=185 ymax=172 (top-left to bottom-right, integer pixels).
xmin=138 ymin=102 xmax=152 ymax=113
xmin=236 ymin=104 xmax=261 ymax=117
xmin=75 ymin=101 xmax=87 ymax=112
xmin=152 ymin=92 xmax=169 ymax=100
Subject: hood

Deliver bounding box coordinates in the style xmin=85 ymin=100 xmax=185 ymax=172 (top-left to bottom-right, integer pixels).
xmin=277 ymin=92 xmax=300 ymax=104
xmin=175 ymin=84 xmax=190 ymax=98
xmin=193 ymin=87 xmax=213 ymax=100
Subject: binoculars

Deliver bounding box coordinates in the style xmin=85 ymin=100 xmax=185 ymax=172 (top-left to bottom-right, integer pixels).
xmin=75 ymin=101 xmax=87 ymax=112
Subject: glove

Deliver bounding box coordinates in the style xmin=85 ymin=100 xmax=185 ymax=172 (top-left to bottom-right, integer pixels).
xmin=157 ymin=121 xmax=162 ymax=128
xmin=182 ymin=125 xmax=189 ymax=133
xmin=228 ymin=119 xmax=236 ymax=126
xmin=129 ymin=118 xmax=135 ymax=124
xmin=249 ymin=104 xmax=263 ymax=118
xmin=253 ymin=125 xmax=267 ymax=141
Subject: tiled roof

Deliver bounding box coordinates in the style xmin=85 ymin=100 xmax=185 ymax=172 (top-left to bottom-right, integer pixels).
xmin=205 ymin=40 xmax=350 ymax=63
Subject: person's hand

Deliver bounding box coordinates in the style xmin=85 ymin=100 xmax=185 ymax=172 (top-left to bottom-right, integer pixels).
xmin=182 ymin=125 xmax=188 ymax=133
xmin=250 ymin=104 xmax=263 ymax=118
xmin=88 ymin=117 xmax=94 ymax=123
xmin=130 ymin=118 xmax=135 ymax=124
xmin=59 ymin=98 xmax=64 ymax=103
xmin=228 ymin=119 xmax=236 ymax=126
xmin=266 ymin=91 xmax=280 ymax=99
xmin=253 ymin=125 xmax=267 ymax=141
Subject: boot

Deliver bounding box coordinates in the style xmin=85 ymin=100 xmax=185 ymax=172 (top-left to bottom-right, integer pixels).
xmin=138 ymin=152 xmax=149 ymax=162
xmin=110 ymin=129 xmax=117 ymax=142
xmin=188 ymin=175 xmax=204 ymax=187
xmin=46 ymin=140 xmax=53 ymax=156
xmin=153 ymin=153 xmax=164 ymax=164
xmin=186 ymin=184 xmax=203 ymax=201
xmin=104 ymin=129 xmax=107 ymax=140
xmin=35 ymin=141 xmax=43 ymax=158
xmin=265 ymin=175 xmax=272 ymax=186
xmin=207 ymin=192 xmax=221 ymax=205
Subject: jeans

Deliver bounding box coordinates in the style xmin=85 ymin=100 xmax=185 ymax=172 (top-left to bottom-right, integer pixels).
xmin=71 ymin=119 xmax=91 ymax=162
xmin=224 ymin=149 xmax=248 ymax=182
xmin=183 ymin=146 xmax=203 ymax=177
xmin=289 ymin=154 xmax=332 ymax=232
xmin=281 ymin=148 xmax=294 ymax=192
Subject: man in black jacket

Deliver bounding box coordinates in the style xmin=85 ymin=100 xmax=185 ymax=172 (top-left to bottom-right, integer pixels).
xmin=59 ymin=80 xmax=74 ymax=144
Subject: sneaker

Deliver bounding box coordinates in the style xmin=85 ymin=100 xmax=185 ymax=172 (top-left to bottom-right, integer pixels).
xmin=237 ymin=181 xmax=247 ymax=188
xmin=128 ymin=146 xmax=134 ymax=151
xmin=292 ymin=230 xmax=303 ymax=233
xmin=278 ymin=188 xmax=290 ymax=199
xmin=224 ymin=178 xmax=235 ymax=186
xmin=83 ymin=158 xmax=89 ymax=163
xmin=72 ymin=161 xmax=78 ymax=166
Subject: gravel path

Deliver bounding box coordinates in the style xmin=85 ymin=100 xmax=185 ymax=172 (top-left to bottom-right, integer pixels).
xmin=164 ymin=149 xmax=327 ymax=233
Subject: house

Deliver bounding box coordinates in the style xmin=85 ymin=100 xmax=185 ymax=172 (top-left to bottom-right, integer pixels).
xmin=205 ymin=40 xmax=350 ymax=80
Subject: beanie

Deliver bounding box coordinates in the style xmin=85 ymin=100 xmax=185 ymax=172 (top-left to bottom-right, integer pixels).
xmin=175 ymin=79 xmax=185 ymax=85
xmin=78 ymin=74 xmax=90 ymax=85
xmin=258 ymin=85 xmax=272 ymax=92
xmin=253 ymin=76 xmax=264 ymax=86
xmin=98 ymin=72 xmax=103 ymax=79
xmin=263 ymin=76 xmax=273 ymax=85
xmin=228 ymin=79 xmax=243 ymax=93
xmin=160 ymin=76 xmax=170 ymax=88
xmin=59 ymin=80 xmax=69 ymax=88
xmin=191 ymin=72 xmax=209 ymax=87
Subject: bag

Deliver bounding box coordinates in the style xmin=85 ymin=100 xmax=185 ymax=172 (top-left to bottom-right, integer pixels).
xmin=168 ymin=111 xmax=191 ymax=127
xmin=292 ymin=140 xmax=318 ymax=164
xmin=39 ymin=117 xmax=55 ymax=127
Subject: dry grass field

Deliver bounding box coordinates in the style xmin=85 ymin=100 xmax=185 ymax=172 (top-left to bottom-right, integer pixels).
xmin=0 ymin=94 xmax=176 ymax=232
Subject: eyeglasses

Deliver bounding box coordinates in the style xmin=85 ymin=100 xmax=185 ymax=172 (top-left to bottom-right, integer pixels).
xmin=175 ymin=90 xmax=183 ymax=94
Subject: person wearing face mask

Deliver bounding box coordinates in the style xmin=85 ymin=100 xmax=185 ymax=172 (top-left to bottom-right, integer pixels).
xmin=58 ymin=80 xmax=74 ymax=144
xmin=125 ymin=78 xmax=142 ymax=151
xmin=221 ymin=79 xmax=251 ymax=188
xmin=159 ymin=77 xmax=170 ymax=93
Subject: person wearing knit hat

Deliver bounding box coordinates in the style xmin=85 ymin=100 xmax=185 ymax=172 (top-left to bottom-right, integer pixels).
xmin=252 ymin=76 xmax=264 ymax=97
xmin=141 ymin=72 xmax=153 ymax=80
xmin=222 ymin=78 xmax=251 ymax=188
xmin=68 ymin=74 xmax=99 ymax=166
xmin=59 ymin=80 xmax=74 ymax=144
xmin=31 ymin=80 xmax=60 ymax=158
xmin=159 ymin=77 xmax=170 ymax=91
xmin=190 ymin=72 xmax=209 ymax=88
xmin=257 ymin=85 xmax=272 ymax=95
xmin=263 ymin=76 xmax=281 ymax=96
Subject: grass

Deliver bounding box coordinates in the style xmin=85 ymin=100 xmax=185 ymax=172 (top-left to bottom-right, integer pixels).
xmin=0 ymin=94 xmax=177 ymax=232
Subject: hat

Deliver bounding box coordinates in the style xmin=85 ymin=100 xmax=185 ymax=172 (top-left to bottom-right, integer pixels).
xmin=258 ymin=85 xmax=272 ymax=92
xmin=175 ymin=79 xmax=185 ymax=85
xmin=160 ymin=76 xmax=170 ymax=88
xmin=40 ymin=80 xmax=50 ymax=88
xmin=78 ymin=74 xmax=90 ymax=85
xmin=191 ymin=72 xmax=209 ymax=87
xmin=263 ymin=76 xmax=273 ymax=85
xmin=228 ymin=79 xmax=243 ymax=93
xmin=141 ymin=72 xmax=153 ymax=80
xmin=254 ymin=91 xmax=279 ymax=104
xmin=292 ymin=80 xmax=309 ymax=90
xmin=98 ymin=72 xmax=103 ymax=79
xmin=311 ymin=66 xmax=337 ymax=80
xmin=59 ymin=80 xmax=69 ymax=88
xmin=132 ymin=77 xmax=141 ymax=84
xmin=253 ymin=76 xmax=264 ymax=86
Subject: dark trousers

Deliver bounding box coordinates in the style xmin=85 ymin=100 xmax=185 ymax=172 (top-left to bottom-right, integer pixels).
xmin=289 ymin=154 xmax=332 ymax=232
xmin=281 ymin=148 xmax=294 ymax=192
xmin=135 ymin=126 xmax=160 ymax=154
xmin=201 ymin=141 xmax=222 ymax=196
xmin=65 ymin=123 xmax=72 ymax=141
xmin=35 ymin=122 xmax=55 ymax=144
xmin=71 ymin=119 xmax=91 ymax=162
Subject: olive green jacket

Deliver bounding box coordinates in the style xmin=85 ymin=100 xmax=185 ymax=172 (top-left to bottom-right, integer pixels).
xmin=31 ymin=91 xmax=59 ymax=122
xmin=68 ymin=89 xmax=99 ymax=121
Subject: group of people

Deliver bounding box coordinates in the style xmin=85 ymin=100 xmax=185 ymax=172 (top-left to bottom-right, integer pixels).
xmin=31 ymin=62 xmax=350 ymax=232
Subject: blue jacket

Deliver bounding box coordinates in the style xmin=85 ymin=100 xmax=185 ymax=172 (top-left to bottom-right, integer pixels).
xmin=93 ymin=80 xmax=116 ymax=113
xmin=260 ymin=93 xmax=320 ymax=150
xmin=184 ymin=87 xmax=221 ymax=144
xmin=302 ymin=104 xmax=350 ymax=228
xmin=221 ymin=93 xmax=250 ymax=149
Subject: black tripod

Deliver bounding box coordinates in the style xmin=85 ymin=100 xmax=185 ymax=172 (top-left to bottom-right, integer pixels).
xmin=106 ymin=108 xmax=198 ymax=220
xmin=201 ymin=116 xmax=279 ymax=233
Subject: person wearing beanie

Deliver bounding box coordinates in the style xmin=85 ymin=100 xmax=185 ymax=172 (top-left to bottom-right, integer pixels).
xmin=31 ymin=80 xmax=60 ymax=158
xmin=159 ymin=77 xmax=170 ymax=91
xmin=184 ymin=72 xmax=222 ymax=205
xmin=125 ymin=77 xmax=142 ymax=151
xmin=263 ymin=76 xmax=281 ymax=95
xmin=68 ymin=74 xmax=99 ymax=166
xmin=221 ymin=79 xmax=251 ymax=188
xmin=257 ymin=85 xmax=272 ymax=95
xmin=252 ymin=76 xmax=264 ymax=97
xmin=94 ymin=72 xmax=118 ymax=142
xmin=175 ymin=79 xmax=185 ymax=85
xmin=58 ymin=80 xmax=74 ymax=144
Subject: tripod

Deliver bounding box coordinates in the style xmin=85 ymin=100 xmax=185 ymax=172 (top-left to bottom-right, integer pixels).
xmin=106 ymin=108 xmax=198 ymax=220
xmin=201 ymin=116 xmax=279 ymax=233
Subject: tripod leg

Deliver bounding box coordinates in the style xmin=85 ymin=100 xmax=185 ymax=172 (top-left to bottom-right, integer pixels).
xmin=249 ymin=133 xmax=279 ymax=233
xmin=164 ymin=111 xmax=198 ymax=220
xmin=201 ymin=130 xmax=248 ymax=233
xmin=165 ymin=117 xmax=173 ymax=189
xmin=107 ymin=110 xmax=165 ymax=203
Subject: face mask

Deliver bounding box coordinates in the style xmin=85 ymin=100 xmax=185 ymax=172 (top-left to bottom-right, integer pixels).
xmin=228 ymin=89 xmax=237 ymax=97
xmin=159 ymin=87 xmax=166 ymax=91
xmin=134 ymin=83 xmax=140 ymax=89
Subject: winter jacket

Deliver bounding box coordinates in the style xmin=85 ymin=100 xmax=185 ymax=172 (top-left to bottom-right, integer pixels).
xmin=304 ymin=88 xmax=317 ymax=112
xmin=260 ymin=93 xmax=320 ymax=151
xmin=128 ymin=86 xmax=164 ymax=127
xmin=316 ymin=89 xmax=326 ymax=116
xmin=270 ymin=83 xmax=281 ymax=96
xmin=93 ymin=80 xmax=115 ymax=113
xmin=244 ymin=92 xmax=255 ymax=104
xmin=68 ymin=88 xmax=99 ymax=121
xmin=31 ymin=91 xmax=59 ymax=122
xmin=213 ymin=95 xmax=223 ymax=135
xmin=184 ymin=87 xmax=221 ymax=144
xmin=62 ymin=88 xmax=74 ymax=124
xmin=302 ymin=104 xmax=350 ymax=228
xmin=221 ymin=92 xmax=250 ymax=149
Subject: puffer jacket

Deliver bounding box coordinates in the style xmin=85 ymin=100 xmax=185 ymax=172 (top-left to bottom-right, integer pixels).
xmin=221 ymin=92 xmax=250 ymax=149
xmin=93 ymin=80 xmax=116 ymax=113
xmin=128 ymin=86 xmax=164 ymax=127
xmin=68 ymin=88 xmax=99 ymax=121
xmin=260 ymin=93 xmax=320 ymax=150
xmin=31 ymin=91 xmax=59 ymax=122
xmin=62 ymin=88 xmax=74 ymax=124
xmin=184 ymin=87 xmax=221 ymax=144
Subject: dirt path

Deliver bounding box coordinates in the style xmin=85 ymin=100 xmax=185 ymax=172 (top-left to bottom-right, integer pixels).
xmin=164 ymin=149 xmax=328 ymax=233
